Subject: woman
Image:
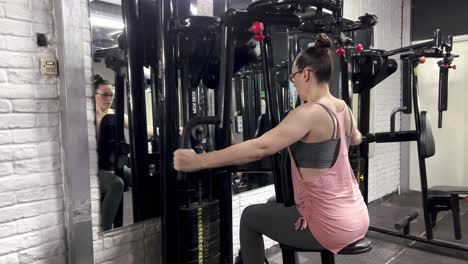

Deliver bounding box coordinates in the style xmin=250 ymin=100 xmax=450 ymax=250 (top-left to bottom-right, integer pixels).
xmin=94 ymin=74 xmax=131 ymax=231
xmin=174 ymin=34 xmax=369 ymax=263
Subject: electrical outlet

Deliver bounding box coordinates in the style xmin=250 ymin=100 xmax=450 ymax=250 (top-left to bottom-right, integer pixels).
xmin=40 ymin=56 xmax=58 ymax=76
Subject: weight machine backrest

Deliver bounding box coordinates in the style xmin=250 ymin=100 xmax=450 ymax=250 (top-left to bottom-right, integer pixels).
xmin=419 ymin=111 xmax=435 ymax=158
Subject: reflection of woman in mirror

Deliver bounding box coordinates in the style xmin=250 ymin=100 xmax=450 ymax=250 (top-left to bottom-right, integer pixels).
xmin=95 ymin=74 xmax=159 ymax=231
xmin=94 ymin=74 xmax=129 ymax=231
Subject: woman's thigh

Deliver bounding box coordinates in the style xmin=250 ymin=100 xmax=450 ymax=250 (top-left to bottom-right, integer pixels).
xmin=241 ymin=203 xmax=324 ymax=250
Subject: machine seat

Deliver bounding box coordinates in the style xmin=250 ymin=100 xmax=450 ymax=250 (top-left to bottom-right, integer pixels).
xmin=429 ymin=186 xmax=468 ymax=195
xmin=281 ymin=238 xmax=372 ymax=255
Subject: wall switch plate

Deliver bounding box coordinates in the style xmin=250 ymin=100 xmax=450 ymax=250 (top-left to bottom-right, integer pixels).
xmin=40 ymin=56 xmax=58 ymax=76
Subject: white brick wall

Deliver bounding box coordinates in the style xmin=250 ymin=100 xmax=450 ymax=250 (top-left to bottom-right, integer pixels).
xmin=0 ymin=0 xmax=66 ymax=263
xmin=344 ymin=0 xmax=407 ymax=201
xmin=232 ymin=185 xmax=276 ymax=254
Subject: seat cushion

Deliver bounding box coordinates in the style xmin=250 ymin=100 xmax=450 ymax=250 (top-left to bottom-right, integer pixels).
xmin=280 ymin=238 xmax=372 ymax=255
xmin=338 ymin=238 xmax=372 ymax=255
xmin=429 ymin=185 xmax=468 ymax=195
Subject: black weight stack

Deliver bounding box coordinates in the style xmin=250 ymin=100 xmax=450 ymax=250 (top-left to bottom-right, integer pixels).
xmin=179 ymin=200 xmax=221 ymax=264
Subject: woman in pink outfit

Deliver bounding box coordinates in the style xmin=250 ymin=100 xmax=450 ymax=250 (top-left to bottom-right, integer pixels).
xmin=174 ymin=33 xmax=369 ymax=264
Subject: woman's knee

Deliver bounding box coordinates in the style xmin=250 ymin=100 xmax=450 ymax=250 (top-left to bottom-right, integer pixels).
xmin=240 ymin=205 xmax=260 ymax=227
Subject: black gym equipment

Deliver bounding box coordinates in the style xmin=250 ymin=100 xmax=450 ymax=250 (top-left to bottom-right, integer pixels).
xmin=119 ymin=1 xmax=465 ymax=264
xmin=350 ymin=29 xmax=467 ymax=252
xmin=220 ymin=1 xmax=377 ymax=263
xmin=126 ymin=0 xmax=260 ymax=262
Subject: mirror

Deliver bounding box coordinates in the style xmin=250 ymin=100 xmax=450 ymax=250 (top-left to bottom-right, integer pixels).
xmin=90 ymin=0 xmax=160 ymax=232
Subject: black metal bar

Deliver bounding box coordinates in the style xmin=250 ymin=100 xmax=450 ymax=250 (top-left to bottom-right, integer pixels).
xmin=355 ymin=56 xmax=373 ymax=204
xmin=122 ymin=0 xmax=150 ymax=222
xmin=274 ymin=72 xmax=284 ymax=117
xmin=216 ymin=23 xmax=235 ymax=264
xmin=263 ymin=34 xmax=281 ymax=127
xmin=438 ymin=65 xmax=449 ymax=128
xmin=150 ymin=66 xmax=160 ymax=146
xmin=157 ymin=0 xmax=179 ymax=262
xmin=242 ymin=76 xmax=253 ymax=140
xmin=259 ymin=33 xmax=285 ymax=203
xmin=450 ymin=195 xmax=462 ymax=240
xmin=394 ymin=211 xmax=418 ymax=231
xmin=234 ymin=78 xmax=243 ymax=117
xmin=383 ymin=40 xmax=434 ymax=57
xmin=390 ymin=107 xmax=406 ymax=136
xmin=335 ymin=0 xmax=343 ymax=23
xmin=180 ymin=62 xmax=191 ymax=122
xmin=250 ymin=74 xmax=259 ymax=138
xmin=369 ymin=226 xmax=468 ymax=251
xmin=411 ymin=60 xmax=434 ymax=240
xmin=224 ymin=11 xmax=301 ymax=28
xmin=247 ymin=0 xmax=342 ymax=14
xmin=371 ymin=131 xmax=418 ymax=143
xmin=340 ymin=52 xmax=353 ymax=106
xmin=402 ymin=58 xmax=413 ymax=114
xmin=113 ymin=68 xmax=125 ymax=175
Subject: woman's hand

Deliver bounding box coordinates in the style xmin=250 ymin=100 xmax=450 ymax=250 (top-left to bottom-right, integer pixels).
xmin=173 ymin=149 xmax=204 ymax=172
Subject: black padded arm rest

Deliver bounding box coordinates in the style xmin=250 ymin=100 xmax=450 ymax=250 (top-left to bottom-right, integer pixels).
xmin=419 ymin=111 xmax=435 ymax=158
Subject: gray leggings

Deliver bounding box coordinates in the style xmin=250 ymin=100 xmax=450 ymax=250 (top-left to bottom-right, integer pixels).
xmin=98 ymin=170 xmax=124 ymax=231
xmin=240 ymin=203 xmax=324 ymax=264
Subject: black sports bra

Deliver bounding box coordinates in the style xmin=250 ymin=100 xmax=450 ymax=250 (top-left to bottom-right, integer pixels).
xmin=289 ymin=103 xmax=352 ymax=169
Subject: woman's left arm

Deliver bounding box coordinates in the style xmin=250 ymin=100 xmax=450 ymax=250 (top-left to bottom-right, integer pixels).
xmin=174 ymin=105 xmax=317 ymax=172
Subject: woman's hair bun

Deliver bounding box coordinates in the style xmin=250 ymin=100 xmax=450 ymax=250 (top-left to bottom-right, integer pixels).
xmin=315 ymin=33 xmax=332 ymax=49
xmin=94 ymin=74 xmax=104 ymax=83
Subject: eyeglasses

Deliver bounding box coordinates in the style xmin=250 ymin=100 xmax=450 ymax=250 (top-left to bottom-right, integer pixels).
xmin=288 ymin=69 xmax=313 ymax=83
xmin=96 ymin=92 xmax=114 ymax=99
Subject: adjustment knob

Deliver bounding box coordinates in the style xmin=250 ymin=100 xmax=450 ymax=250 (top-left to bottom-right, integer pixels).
xmin=336 ymin=48 xmax=345 ymax=56
xmin=251 ymin=21 xmax=265 ymax=41
xmin=251 ymin=21 xmax=264 ymax=35
xmin=355 ymin=44 xmax=364 ymax=53
xmin=419 ymin=56 xmax=426 ymax=64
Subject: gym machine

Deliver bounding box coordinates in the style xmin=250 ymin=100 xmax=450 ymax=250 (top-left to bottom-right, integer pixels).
xmin=121 ymin=0 xmax=266 ymax=263
xmin=120 ymin=0 xmax=384 ymax=263
xmin=349 ymin=29 xmax=466 ymax=251
xmin=220 ymin=1 xmax=378 ymax=263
